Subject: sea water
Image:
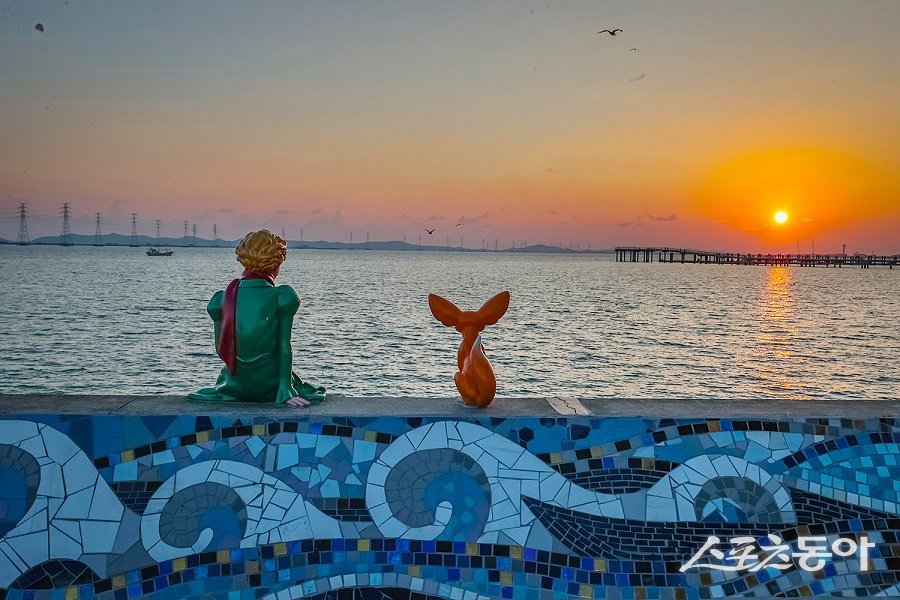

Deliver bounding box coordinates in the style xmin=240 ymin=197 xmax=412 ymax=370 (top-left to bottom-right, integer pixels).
xmin=0 ymin=245 xmax=897 ymax=399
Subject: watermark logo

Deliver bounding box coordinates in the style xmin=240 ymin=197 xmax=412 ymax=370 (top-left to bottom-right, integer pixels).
xmin=679 ymin=534 xmax=875 ymax=573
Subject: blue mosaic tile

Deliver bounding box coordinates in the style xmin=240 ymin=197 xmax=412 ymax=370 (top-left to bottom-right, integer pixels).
xmin=3 ymin=415 xmax=900 ymax=598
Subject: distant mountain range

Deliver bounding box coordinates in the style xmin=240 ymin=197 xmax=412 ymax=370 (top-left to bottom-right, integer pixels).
xmin=0 ymin=233 xmax=609 ymax=254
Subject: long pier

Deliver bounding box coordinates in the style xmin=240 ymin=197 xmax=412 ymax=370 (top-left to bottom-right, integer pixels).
xmin=615 ymin=246 xmax=898 ymax=268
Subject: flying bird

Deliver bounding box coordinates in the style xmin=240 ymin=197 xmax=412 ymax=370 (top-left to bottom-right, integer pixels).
xmin=597 ymin=28 xmax=622 ymax=36
xmin=629 ymin=74 xmax=646 ymax=82
xmin=455 ymin=223 xmax=463 ymax=227
xmin=425 ymin=228 xmax=435 ymax=235
xmin=34 ymin=23 xmax=45 ymax=32
xmin=629 ymin=48 xmax=639 ymax=52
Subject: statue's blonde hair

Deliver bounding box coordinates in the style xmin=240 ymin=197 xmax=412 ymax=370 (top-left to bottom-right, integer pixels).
xmin=235 ymin=230 xmax=287 ymax=272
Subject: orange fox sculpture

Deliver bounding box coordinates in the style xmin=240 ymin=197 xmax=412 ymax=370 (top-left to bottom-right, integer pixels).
xmin=428 ymin=291 xmax=510 ymax=408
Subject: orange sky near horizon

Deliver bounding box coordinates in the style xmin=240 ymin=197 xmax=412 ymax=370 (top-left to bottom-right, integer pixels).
xmin=696 ymin=148 xmax=900 ymax=246
xmin=1 ymin=1 xmax=899 ymax=252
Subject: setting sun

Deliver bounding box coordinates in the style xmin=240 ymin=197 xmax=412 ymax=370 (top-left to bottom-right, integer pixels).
xmin=694 ymin=147 xmax=900 ymax=247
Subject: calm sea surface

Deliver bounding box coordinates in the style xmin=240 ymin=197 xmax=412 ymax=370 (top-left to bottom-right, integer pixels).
xmin=0 ymin=245 xmax=897 ymax=399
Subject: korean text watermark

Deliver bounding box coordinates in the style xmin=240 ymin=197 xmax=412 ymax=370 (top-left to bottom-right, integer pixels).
xmin=680 ymin=534 xmax=875 ymax=573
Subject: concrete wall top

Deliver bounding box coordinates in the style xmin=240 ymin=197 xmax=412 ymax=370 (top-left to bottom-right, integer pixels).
xmin=1 ymin=394 xmax=897 ymax=418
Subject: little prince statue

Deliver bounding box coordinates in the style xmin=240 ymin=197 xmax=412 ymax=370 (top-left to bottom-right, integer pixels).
xmin=188 ymin=230 xmax=326 ymax=407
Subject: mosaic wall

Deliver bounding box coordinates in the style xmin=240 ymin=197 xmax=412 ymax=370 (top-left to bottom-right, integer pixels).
xmin=2 ymin=413 xmax=900 ymax=599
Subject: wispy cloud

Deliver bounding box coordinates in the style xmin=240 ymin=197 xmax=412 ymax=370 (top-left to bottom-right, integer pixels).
xmin=638 ymin=213 xmax=678 ymax=222
xmin=303 ymin=208 xmax=343 ymax=227
xmin=456 ymin=212 xmax=489 ymax=225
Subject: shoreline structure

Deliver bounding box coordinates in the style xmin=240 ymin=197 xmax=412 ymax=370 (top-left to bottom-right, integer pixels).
xmin=616 ymin=245 xmax=899 ymax=268
xmin=0 ymin=234 xmax=599 ymax=254
xmin=1 ymin=395 xmax=899 ymax=599
xmin=4 ymin=237 xmax=899 ymax=260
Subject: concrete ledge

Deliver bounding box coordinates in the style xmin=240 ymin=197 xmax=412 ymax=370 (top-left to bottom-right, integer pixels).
xmin=0 ymin=394 xmax=897 ymax=417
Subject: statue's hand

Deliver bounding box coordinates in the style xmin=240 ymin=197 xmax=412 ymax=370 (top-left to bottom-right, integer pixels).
xmin=286 ymin=397 xmax=311 ymax=408
xmin=276 ymin=381 xmax=306 ymax=407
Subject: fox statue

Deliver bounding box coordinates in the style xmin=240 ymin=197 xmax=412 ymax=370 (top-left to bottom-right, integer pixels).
xmin=428 ymin=291 xmax=510 ymax=408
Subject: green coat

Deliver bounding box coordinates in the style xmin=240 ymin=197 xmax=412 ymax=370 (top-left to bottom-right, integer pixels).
xmin=188 ymin=279 xmax=326 ymax=404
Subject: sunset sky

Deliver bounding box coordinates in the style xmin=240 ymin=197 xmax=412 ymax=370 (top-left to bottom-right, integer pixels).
xmin=1 ymin=1 xmax=898 ymax=252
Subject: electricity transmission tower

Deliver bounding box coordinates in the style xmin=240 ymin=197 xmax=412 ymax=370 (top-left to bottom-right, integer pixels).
xmin=192 ymin=223 xmax=197 ymax=245
xmin=130 ymin=213 xmax=138 ymax=246
xmin=94 ymin=213 xmax=102 ymax=246
xmin=155 ymin=220 xmax=161 ymax=244
xmin=212 ymin=224 xmax=217 ymax=242
xmin=183 ymin=220 xmax=189 ymax=239
xmin=299 ymin=228 xmax=303 ymax=242
xmin=61 ymin=203 xmax=73 ymax=246
xmin=16 ymin=202 xmax=30 ymax=245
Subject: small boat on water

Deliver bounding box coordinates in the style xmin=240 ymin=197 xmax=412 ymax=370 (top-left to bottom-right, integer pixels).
xmin=146 ymin=247 xmax=174 ymax=256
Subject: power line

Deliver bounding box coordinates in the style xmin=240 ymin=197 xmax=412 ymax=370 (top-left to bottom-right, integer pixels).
xmin=17 ymin=202 xmax=29 ymax=245
xmin=130 ymin=213 xmax=138 ymax=247
xmin=61 ymin=203 xmax=73 ymax=246
xmin=94 ymin=213 xmax=102 ymax=246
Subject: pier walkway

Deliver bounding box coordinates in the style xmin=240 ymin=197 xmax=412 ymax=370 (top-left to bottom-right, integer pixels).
xmin=615 ymin=246 xmax=898 ymax=268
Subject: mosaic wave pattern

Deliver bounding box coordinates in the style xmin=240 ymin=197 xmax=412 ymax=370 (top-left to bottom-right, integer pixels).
xmin=2 ymin=414 xmax=900 ymax=598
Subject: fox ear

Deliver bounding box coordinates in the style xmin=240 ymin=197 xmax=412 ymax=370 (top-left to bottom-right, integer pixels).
xmin=475 ymin=291 xmax=510 ymax=326
xmin=429 ymin=294 xmax=462 ymax=327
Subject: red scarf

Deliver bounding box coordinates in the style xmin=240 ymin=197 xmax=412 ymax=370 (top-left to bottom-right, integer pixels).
xmin=218 ymin=269 xmax=276 ymax=374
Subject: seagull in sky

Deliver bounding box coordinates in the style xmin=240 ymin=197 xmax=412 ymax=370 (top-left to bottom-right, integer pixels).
xmin=425 ymin=228 xmax=435 ymax=235
xmin=629 ymin=48 xmax=639 ymax=52
xmin=597 ymin=28 xmax=622 ymax=36
xmin=455 ymin=223 xmax=463 ymax=227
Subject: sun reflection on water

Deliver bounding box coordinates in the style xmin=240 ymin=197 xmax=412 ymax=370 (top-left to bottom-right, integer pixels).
xmin=752 ymin=267 xmax=810 ymax=399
